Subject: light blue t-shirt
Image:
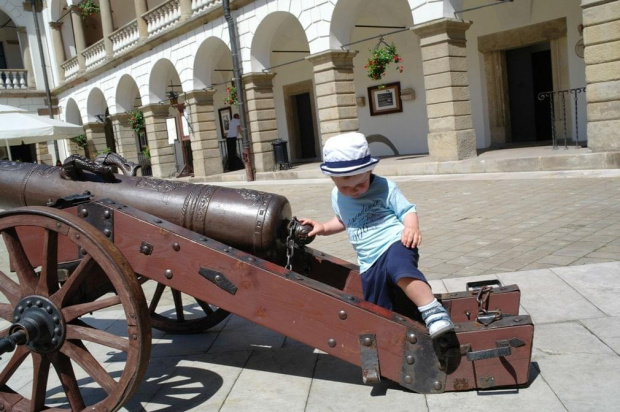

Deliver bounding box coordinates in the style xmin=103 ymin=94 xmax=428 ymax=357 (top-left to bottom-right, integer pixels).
xmin=331 ymin=175 xmax=417 ymax=272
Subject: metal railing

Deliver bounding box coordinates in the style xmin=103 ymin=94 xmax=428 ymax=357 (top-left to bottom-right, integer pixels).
xmin=137 ymin=152 xmax=152 ymax=176
xmin=537 ymin=87 xmax=586 ymax=150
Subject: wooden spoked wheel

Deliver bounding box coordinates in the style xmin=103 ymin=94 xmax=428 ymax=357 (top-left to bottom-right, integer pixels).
xmin=0 ymin=207 xmax=151 ymax=412
xmin=140 ymin=279 xmax=230 ymax=334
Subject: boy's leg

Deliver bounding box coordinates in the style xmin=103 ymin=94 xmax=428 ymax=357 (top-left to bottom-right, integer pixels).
xmin=397 ymin=278 xmax=454 ymax=338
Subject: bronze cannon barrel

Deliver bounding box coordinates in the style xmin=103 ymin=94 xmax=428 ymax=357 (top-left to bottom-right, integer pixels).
xmin=0 ymin=160 xmax=291 ymax=255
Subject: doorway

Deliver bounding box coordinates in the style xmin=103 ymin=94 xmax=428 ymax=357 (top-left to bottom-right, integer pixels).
xmin=284 ymin=80 xmax=319 ymax=163
xmin=506 ymin=43 xmax=553 ymax=143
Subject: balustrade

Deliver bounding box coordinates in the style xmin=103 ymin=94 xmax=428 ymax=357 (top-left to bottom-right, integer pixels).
xmin=192 ymin=0 xmax=221 ymax=16
xmin=110 ymin=20 xmax=140 ymax=56
xmin=144 ymin=0 xmax=181 ymax=36
xmin=0 ymin=69 xmax=28 ymax=90
xmin=61 ymin=56 xmax=80 ymax=81
xmin=82 ymin=40 xmax=107 ymax=70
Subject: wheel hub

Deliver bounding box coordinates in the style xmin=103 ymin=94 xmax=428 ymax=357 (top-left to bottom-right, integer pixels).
xmin=11 ymin=296 xmax=65 ymax=353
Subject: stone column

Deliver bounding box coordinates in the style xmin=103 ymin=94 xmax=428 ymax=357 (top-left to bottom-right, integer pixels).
xmin=109 ymin=113 xmax=139 ymax=162
xmin=141 ymin=103 xmax=177 ymax=178
xmin=185 ymin=90 xmax=222 ymax=177
xmin=99 ymin=0 xmax=114 ymax=58
xmin=306 ymin=50 xmax=358 ymax=144
xmin=70 ymin=5 xmax=87 ymax=72
xmin=180 ymin=0 xmax=192 ymax=20
xmin=49 ymin=22 xmax=66 ymax=83
xmin=35 ymin=142 xmax=53 ymax=165
xmin=412 ymin=19 xmax=477 ymax=161
xmin=15 ymin=27 xmax=36 ymax=88
xmin=242 ymin=72 xmax=278 ymax=172
xmin=582 ymin=0 xmax=620 ymax=151
xmin=134 ymin=0 xmax=149 ymax=39
xmin=83 ymin=122 xmax=107 ymax=158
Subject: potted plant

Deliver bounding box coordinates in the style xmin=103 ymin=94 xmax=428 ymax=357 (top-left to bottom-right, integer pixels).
xmin=79 ymin=0 xmax=100 ymax=19
xmin=223 ymin=85 xmax=238 ymax=106
xmin=365 ymin=41 xmax=404 ymax=81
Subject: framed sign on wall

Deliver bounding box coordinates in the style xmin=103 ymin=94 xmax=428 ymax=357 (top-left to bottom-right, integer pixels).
xmin=367 ymin=82 xmax=403 ymax=116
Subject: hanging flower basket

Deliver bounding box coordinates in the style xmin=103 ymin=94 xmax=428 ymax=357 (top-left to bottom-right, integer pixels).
xmin=223 ymin=85 xmax=238 ymax=106
xmin=78 ymin=0 xmax=100 ymax=20
xmin=128 ymin=110 xmax=145 ymax=134
xmin=365 ymin=41 xmax=404 ymax=81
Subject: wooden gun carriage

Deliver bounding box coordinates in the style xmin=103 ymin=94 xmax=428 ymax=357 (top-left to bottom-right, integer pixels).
xmin=0 ymin=159 xmax=533 ymax=411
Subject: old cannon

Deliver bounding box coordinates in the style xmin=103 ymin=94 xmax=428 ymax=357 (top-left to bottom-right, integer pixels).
xmin=0 ymin=159 xmax=533 ymax=411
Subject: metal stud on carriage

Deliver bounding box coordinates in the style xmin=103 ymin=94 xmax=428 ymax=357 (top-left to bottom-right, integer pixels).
xmin=0 ymin=157 xmax=533 ymax=411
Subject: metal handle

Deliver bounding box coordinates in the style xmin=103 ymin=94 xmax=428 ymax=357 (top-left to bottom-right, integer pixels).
xmin=464 ymin=338 xmax=525 ymax=361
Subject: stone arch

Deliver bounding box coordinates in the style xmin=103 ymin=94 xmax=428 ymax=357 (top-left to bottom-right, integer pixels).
xmin=250 ymin=11 xmax=311 ymax=72
xmin=115 ymin=74 xmax=142 ymax=114
xmin=64 ymin=98 xmax=82 ymax=125
xmin=86 ymin=87 xmax=108 ymax=123
xmin=330 ymin=0 xmax=414 ymax=49
xmin=0 ymin=3 xmax=25 ymax=27
xmin=149 ymin=58 xmax=183 ymax=105
xmin=193 ymin=37 xmax=232 ymax=90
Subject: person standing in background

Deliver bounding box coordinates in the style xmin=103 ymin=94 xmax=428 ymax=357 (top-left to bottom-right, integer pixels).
xmin=226 ymin=113 xmax=243 ymax=171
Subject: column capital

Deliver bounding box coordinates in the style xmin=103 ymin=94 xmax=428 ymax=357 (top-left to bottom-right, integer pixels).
xmin=109 ymin=112 xmax=132 ymax=122
xmin=412 ymin=18 xmax=472 ymax=47
xmin=242 ymin=72 xmax=277 ymax=90
xmin=140 ymin=103 xmax=172 ymax=118
xmin=306 ymin=50 xmax=358 ymax=71
xmin=185 ymin=89 xmax=216 ymax=105
xmin=83 ymin=122 xmax=105 ymax=133
xmin=16 ymin=26 xmax=27 ymax=34
xmin=49 ymin=21 xmax=63 ymax=30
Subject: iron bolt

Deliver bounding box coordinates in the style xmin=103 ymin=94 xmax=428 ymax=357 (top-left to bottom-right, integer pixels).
xmin=172 ymin=242 xmax=180 ymax=251
xmin=407 ymin=332 xmax=417 ymax=344
xmin=35 ymin=300 xmax=42 ymax=307
xmin=103 ymin=229 xmax=111 ymax=237
xmin=406 ymin=355 xmax=415 ymax=365
xmin=46 ymin=306 xmax=53 ymax=314
xmin=80 ymin=209 xmax=88 ymax=217
xmin=56 ymin=222 xmax=61 ymax=228
xmin=26 ymin=300 xmax=32 ymax=307
xmin=54 ymin=327 xmax=62 ymax=335
xmin=13 ymin=316 xmax=20 ymax=322
xmin=17 ymin=306 xmax=23 ymax=313
xmin=164 ymin=269 xmax=173 ymax=279
xmin=514 ymin=318 xmax=522 ymax=322
xmin=51 ymin=338 xmax=58 ymax=345
xmin=404 ymin=375 xmax=413 ymax=384
xmin=215 ymin=275 xmax=222 ymax=282
xmin=104 ymin=210 xmax=111 ymax=219
xmin=53 ymin=316 xmax=60 ymax=323
xmin=433 ymin=381 xmax=443 ymax=391
xmin=363 ymin=337 xmax=372 ymax=347
xmin=75 ymin=234 xmax=80 ymax=239
xmin=154 ymin=219 xmax=163 ymax=224
xmin=328 ymin=338 xmax=336 ymax=348
xmin=338 ymin=310 xmax=347 ymax=320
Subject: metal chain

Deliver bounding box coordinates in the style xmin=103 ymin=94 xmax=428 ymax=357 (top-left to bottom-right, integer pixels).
xmin=285 ymin=219 xmax=296 ymax=271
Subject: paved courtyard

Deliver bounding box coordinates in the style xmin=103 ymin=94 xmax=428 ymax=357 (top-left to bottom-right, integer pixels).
xmin=1 ymin=169 xmax=620 ymax=411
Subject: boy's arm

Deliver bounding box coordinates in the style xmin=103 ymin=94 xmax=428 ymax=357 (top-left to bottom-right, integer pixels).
xmin=299 ymin=216 xmax=345 ymax=237
xmin=401 ymin=212 xmax=422 ymax=248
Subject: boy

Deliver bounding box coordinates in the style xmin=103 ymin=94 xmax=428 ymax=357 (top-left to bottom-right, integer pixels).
xmin=300 ymin=132 xmax=454 ymax=338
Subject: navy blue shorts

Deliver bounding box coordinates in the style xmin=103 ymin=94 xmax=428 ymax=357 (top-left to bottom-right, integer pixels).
xmin=361 ymin=241 xmax=427 ymax=310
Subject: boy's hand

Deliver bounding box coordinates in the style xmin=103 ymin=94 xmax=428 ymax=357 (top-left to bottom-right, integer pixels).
xmin=401 ymin=226 xmax=422 ymax=248
xmin=299 ymin=218 xmax=325 ymax=237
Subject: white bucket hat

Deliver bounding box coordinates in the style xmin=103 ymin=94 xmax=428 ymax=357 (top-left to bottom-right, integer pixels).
xmin=320 ymin=132 xmax=379 ymax=176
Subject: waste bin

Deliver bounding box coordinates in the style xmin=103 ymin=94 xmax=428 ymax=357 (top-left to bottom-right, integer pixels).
xmin=271 ymin=138 xmax=290 ymax=171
